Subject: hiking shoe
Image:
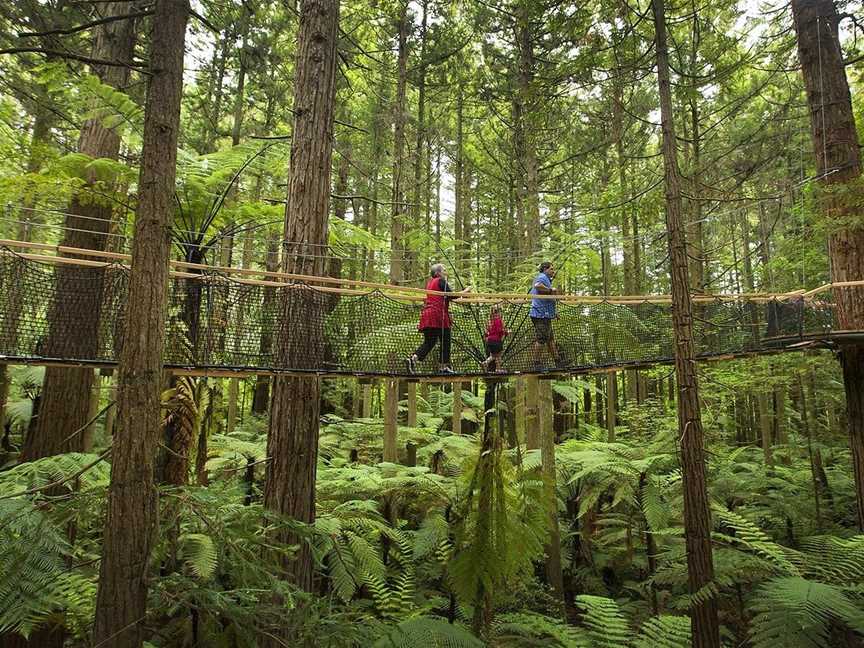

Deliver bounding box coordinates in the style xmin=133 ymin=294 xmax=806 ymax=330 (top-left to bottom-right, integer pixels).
xmin=440 ymin=366 xmax=456 ymax=375
xmin=405 ymin=357 xmax=416 ymax=374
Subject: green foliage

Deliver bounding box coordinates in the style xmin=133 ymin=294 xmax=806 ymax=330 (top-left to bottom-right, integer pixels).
xmin=748 ymin=577 xmax=864 ymax=648
xmin=374 ymin=617 xmax=482 ymax=648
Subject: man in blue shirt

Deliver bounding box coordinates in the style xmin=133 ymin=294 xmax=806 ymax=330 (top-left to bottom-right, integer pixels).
xmin=530 ymin=261 xmax=560 ymax=365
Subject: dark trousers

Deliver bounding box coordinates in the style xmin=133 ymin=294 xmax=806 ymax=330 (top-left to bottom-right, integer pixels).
xmin=414 ymin=327 xmax=451 ymax=364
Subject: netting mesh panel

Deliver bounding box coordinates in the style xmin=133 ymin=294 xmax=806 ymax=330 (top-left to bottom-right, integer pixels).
xmin=0 ymin=248 xmax=838 ymax=376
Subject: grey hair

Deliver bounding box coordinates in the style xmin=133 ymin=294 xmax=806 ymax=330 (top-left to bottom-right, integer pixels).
xmin=430 ymin=263 xmax=445 ymax=277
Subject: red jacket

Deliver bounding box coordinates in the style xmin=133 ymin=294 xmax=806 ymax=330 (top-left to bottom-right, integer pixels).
xmin=418 ymin=277 xmax=452 ymax=330
xmin=486 ymin=315 xmax=507 ymax=342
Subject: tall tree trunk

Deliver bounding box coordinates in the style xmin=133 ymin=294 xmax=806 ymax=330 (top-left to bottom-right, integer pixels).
xmin=389 ymin=4 xmax=408 ymax=284
xmin=93 ymin=2 xmax=189 ymax=646
xmin=514 ymin=1 xmax=540 ymax=254
xmin=262 ymin=0 xmax=339 ymax=620
xmin=22 ymin=2 xmax=137 ymax=463
xmin=652 ymin=1 xmax=720 ymax=645
xmin=412 ymin=0 xmax=428 ymax=278
xmin=791 ymin=0 xmax=864 ymax=531
xmin=231 ymin=8 xmax=250 ymax=147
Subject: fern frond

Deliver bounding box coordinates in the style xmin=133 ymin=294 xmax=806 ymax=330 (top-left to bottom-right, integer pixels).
xmin=179 ymin=533 xmax=217 ymax=581
xmin=749 ymin=577 xmax=864 ymax=648
xmin=574 ymin=595 xmax=631 ymax=648
xmin=373 ymin=616 xmax=482 ymax=648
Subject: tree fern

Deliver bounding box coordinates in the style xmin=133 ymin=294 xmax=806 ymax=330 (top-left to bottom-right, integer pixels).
xmin=574 ymin=595 xmax=631 ymax=648
xmin=748 ymin=576 xmax=864 ymax=648
xmin=373 ymin=617 xmax=482 ymax=648
xmin=632 ymin=615 xmax=691 ymax=648
xmin=494 ymin=611 xmax=582 ymax=647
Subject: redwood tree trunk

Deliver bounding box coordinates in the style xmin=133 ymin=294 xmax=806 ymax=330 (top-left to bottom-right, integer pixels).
xmin=791 ymin=0 xmax=864 ymax=531
xmin=389 ymin=3 xmax=408 ymax=284
xmin=262 ymin=0 xmax=339 ymax=624
xmin=93 ymin=2 xmax=189 ymax=646
xmin=22 ymin=1 xmax=136 ymax=463
xmin=652 ymin=0 xmax=720 ymax=645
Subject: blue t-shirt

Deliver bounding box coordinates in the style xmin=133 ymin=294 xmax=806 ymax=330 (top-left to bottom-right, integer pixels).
xmin=530 ymin=273 xmax=556 ymax=318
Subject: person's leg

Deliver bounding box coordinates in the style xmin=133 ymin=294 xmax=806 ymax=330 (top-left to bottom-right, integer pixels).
xmin=413 ymin=328 xmax=439 ymax=361
xmin=440 ymin=328 xmax=452 ymax=368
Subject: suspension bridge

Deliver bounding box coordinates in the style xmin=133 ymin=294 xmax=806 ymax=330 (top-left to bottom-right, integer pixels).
xmin=0 ymin=239 xmax=851 ymax=380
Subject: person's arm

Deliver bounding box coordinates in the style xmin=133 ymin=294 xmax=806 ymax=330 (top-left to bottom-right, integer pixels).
xmin=442 ymin=278 xmax=471 ymax=299
xmin=533 ymin=276 xmax=556 ymax=295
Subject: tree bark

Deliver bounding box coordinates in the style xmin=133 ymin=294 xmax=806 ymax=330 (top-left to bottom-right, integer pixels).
xmin=93 ymin=2 xmax=189 ymax=646
xmin=22 ymin=1 xmax=136 ymax=463
xmin=791 ymin=0 xmax=864 ymax=531
xmin=262 ymin=0 xmax=339 ymax=616
xmin=389 ymin=3 xmax=409 ymax=284
xmin=652 ymin=0 xmax=720 ymax=645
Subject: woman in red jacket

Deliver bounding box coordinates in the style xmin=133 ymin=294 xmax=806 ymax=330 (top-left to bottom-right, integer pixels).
xmin=406 ymin=263 xmax=469 ymax=374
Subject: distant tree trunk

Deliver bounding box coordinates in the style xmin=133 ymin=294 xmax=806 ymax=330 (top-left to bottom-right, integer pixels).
xmin=514 ymin=1 xmax=540 ymax=254
xmin=389 ymin=3 xmax=408 ymax=284
xmin=93 ymin=2 xmax=189 ymax=646
xmin=262 ymin=0 xmax=339 ymax=622
xmin=791 ymin=0 xmax=864 ymax=531
xmin=412 ymin=0 xmax=428 ymax=278
xmin=252 ymin=232 xmax=280 ymax=414
xmin=204 ymin=34 xmax=229 ymax=153
xmin=231 ymin=8 xmax=250 ymax=148
xmin=22 ymin=1 xmax=136 ymax=463
xmin=652 ymin=0 xmax=720 ymax=645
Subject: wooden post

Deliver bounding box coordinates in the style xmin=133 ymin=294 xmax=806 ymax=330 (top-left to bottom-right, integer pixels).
xmin=352 ymin=380 xmax=361 ymax=419
xmin=407 ymin=381 xmax=417 ymax=427
xmin=539 ymin=379 xmax=564 ymax=606
xmin=758 ymin=391 xmax=773 ymax=467
xmin=606 ymin=371 xmax=617 ymax=443
xmin=384 ymin=378 xmax=399 ymax=462
xmin=525 ymin=376 xmax=539 ymax=449
xmin=362 ymin=381 xmax=372 ymax=418
xmin=452 ymin=381 xmax=462 ymax=435
xmin=515 ymin=377 xmax=526 ymax=443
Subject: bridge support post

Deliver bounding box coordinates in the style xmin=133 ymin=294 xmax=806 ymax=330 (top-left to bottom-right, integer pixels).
xmin=407 ymin=381 xmax=418 ymax=427
xmin=607 ymin=372 xmax=617 ymax=443
xmin=384 ymin=378 xmax=398 ymax=462
xmin=452 ymin=381 xmax=462 ymax=435
xmin=525 ymin=376 xmax=539 ymax=449
xmin=362 ymin=381 xmax=372 ymax=418
xmin=539 ymin=378 xmax=564 ymax=606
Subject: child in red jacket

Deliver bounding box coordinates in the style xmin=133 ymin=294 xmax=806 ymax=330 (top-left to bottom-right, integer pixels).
xmin=482 ymin=306 xmax=507 ymax=372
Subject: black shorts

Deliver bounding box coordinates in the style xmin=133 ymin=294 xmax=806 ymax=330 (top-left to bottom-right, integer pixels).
xmin=486 ymin=340 xmax=504 ymax=355
xmin=531 ymin=317 xmax=553 ymax=343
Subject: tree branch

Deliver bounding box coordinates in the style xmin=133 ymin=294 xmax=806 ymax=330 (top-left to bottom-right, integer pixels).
xmin=18 ymin=10 xmax=152 ymax=38
xmin=0 ymin=47 xmax=148 ymax=71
